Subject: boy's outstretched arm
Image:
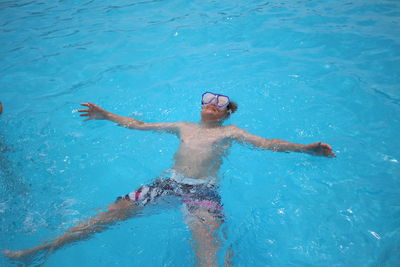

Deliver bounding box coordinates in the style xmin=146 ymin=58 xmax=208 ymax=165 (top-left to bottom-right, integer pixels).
xmin=230 ymin=126 xmax=336 ymax=157
xmin=78 ymin=102 xmax=181 ymax=134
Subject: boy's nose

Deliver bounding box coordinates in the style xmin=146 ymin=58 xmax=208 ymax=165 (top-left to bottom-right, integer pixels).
xmin=209 ymin=103 xmax=218 ymax=109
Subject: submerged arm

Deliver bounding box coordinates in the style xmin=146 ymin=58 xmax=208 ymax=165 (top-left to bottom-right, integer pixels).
xmin=78 ymin=102 xmax=181 ymax=133
xmin=231 ymin=127 xmax=335 ymax=157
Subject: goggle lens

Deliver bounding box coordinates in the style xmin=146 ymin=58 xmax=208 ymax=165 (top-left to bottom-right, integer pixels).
xmin=202 ymin=93 xmax=216 ymax=104
xmin=217 ymin=96 xmax=229 ymax=107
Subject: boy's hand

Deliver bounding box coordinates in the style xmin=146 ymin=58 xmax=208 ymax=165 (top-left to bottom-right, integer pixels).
xmin=78 ymin=102 xmax=108 ymax=121
xmin=304 ymin=142 xmax=336 ymax=157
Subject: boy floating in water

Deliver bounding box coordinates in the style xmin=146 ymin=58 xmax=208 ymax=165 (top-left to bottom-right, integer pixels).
xmin=4 ymin=92 xmax=335 ymax=266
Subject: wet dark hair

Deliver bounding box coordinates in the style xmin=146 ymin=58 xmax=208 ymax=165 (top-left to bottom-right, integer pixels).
xmin=227 ymin=101 xmax=238 ymax=114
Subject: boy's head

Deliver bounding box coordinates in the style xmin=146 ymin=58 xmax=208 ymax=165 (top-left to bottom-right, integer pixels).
xmin=200 ymin=92 xmax=237 ymax=122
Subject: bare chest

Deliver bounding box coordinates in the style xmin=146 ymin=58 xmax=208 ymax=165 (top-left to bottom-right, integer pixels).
xmin=179 ymin=126 xmax=229 ymax=147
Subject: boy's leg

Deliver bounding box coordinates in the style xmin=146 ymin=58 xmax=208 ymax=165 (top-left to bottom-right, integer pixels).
xmin=4 ymin=199 xmax=138 ymax=260
xmin=4 ymin=178 xmax=173 ymax=261
xmin=185 ymin=206 xmax=227 ymax=267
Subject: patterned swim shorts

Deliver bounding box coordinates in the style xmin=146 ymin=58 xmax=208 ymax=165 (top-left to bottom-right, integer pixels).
xmin=116 ymin=177 xmax=224 ymax=218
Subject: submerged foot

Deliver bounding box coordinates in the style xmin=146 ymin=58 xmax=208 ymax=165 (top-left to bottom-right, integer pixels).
xmin=3 ymin=248 xmax=43 ymax=262
xmin=3 ymin=249 xmax=27 ymax=260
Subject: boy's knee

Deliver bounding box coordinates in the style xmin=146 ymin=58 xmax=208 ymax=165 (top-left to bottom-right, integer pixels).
xmin=109 ymin=199 xmax=133 ymax=210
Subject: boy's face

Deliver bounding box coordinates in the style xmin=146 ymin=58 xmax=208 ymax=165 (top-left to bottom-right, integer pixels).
xmin=201 ymin=103 xmax=229 ymax=121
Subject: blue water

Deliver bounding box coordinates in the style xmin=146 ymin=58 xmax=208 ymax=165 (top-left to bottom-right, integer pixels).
xmin=1 ymin=0 xmax=400 ymax=266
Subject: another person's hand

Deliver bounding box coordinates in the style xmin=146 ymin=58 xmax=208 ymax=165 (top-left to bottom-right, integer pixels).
xmin=78 ymin=102 xmax=108 ymax=121
xmin=304 ymin=142 xmax=336 ymax=157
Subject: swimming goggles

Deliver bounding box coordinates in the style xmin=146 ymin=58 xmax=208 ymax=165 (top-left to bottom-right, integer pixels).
xmin=201 ymin=92 xmax=230 ymax=109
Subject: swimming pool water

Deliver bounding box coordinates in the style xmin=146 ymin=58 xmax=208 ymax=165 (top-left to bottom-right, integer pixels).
xmin=1 ymin=0 xmax=399 ymax=266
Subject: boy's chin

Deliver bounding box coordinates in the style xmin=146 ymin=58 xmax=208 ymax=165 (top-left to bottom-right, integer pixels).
xmin=203 ymin=116 xmax=223 ymax=122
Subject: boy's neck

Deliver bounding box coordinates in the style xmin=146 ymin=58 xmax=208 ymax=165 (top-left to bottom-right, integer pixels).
xmin=199 ymin=119 xmax=223 ymax=128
